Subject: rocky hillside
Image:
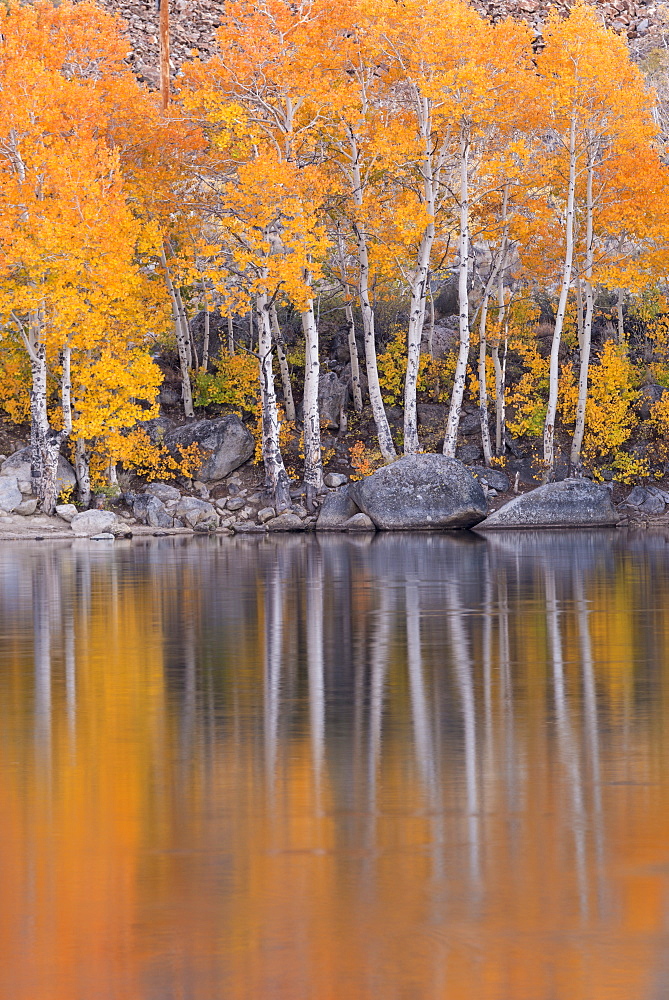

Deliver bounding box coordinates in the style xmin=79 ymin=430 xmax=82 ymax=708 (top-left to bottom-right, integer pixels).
xmin=95 ymin=0 xmax=669 ymax=86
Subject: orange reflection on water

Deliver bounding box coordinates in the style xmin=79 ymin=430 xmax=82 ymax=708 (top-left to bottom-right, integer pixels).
xmin=2 ymin=533 xmax=669 ymax=1000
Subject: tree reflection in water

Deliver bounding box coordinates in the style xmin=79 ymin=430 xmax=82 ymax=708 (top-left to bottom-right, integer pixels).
xmin=2 ymin=531 xmax=669 ymax=998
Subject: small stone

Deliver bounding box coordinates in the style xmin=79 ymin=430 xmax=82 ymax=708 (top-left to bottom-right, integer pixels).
xmin=90 ymin=533 xmax=115 ymax=541
xmin=14 ymin=498 xmax=38 ymax=515
xmin=257 ymin=506 xmax=276 ymax=523
xmin=0 ymin=475 xmax=22 ymax=513
xmin=175 ymin=496 xmax=218 ymax=528
xmin=227 ymin=497 xmax=246 ymax=511
xmin=55 ymin=503 xmax=79 ymax=523
xmin=324 ymin=472 xmax=348 ymax=488
xmin=193 ymin=480 xmax=210 ymax=498
xmin=215 ymin=499 xmax=228 ymax=511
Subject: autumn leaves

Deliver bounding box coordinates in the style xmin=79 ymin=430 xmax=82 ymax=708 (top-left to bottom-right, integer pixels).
xmin=0 ymin=0 xmax=666 ymax=510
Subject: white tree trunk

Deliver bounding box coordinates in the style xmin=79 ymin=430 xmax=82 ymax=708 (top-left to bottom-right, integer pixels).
xmin=75 ymin=438 xmax=91 ymax=507
xmin=160 ymin=244 xmax=194 ymax=419
xmin=270 ymin=303 xmax=296 ymax=422
xmin=345 ymin=302 xmax=363 ymax=413
xmin=427 ymin=282 xmax=435 ymax=360
xmin=478 ymin=289 xmax=493 ymax=468
xmin=404 ymin=96 xmax=436 ymax=456
xmin=301 ymin=298 xmax=323 ymax=506
xmin=350 ymin=135 xmax=396 ymax=462
xmin=543 ymin=116 xmax=577 ymax=481
xmin=227 ymin=313 xmax=235 ymax=355
xmin=443 ymin=127 xmax=471 ymax=458
xmin=256 ymin=291 xmax=291 ymax=510
xmin=404 ymin=230 xmax=432 ymax=454
xmin=570 ymin=144 xmax=596 ymax=473
xmin=201 ymin=282 xmax=210 ymax=372
xmin=616 ymin=287 xmax=625 ymax=345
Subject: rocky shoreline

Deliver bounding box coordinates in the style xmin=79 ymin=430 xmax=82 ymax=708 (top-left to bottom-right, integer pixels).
xmin=2 ymin=445 xmax=669 ymax=541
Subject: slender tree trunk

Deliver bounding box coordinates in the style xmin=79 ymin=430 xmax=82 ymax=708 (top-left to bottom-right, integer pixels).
xmin=570 ymin=143 xmax=596 ymax=474
xmin=201 ymin=281 xmax=210 ymax=372
xmin=301 ymin=297 xmax=323 ymax=507
xmin=160 ymin=243 xmax=194 ymax=418
xmin=576 ymin=277 xmax=584 ymax=351
xmin=443 ymin=126 xmax=471 ymax=458
xmin=158 ymin=0 xmax=170 ymax=111
xmin=249 ymin=305 xmax=254 ymax=351
xmin=337 ymin=232 xmax=362 ymax=413
xmin=29 ymin=333 xmax=62 ymax=514
xmin=349 ymin=134 xmax=395 ymax=462
xmin=427 ymin=282 xmax=435 ymax=359
xmin=543 ymin=116 xmax=577 ymax=482
xmin=270 ymin=303 xmax=296 ymax=422
xmin=404 ymin=96 xmax=436 ymax=456
xmin=75 ymin=438 xmax=90 ymax=508
xmin=345 ymin=302 xmax=363 ymax=413
xmin=227 ymin=313 xmax=235 ymax=356
xmin=616 ymin=288 xmax=625 ymax=345
xmin=256 ymin=291 xmax=291 ymax=510
xmin=478 ymin=289 xmax=493 ymax=467
xmin=493 ymin=189 xmax=510 ymax=457
xmin=404 ymin=230 xmax=432 ymax=454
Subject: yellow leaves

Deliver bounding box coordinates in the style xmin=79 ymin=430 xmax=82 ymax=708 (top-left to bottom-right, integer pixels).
xmin=110 ymin=428 xmax=203 ymax=482
xmin=193 ymin=352 xmax=259 ymax=413
xmin=560 ymin=341 xmax=640 ymax=468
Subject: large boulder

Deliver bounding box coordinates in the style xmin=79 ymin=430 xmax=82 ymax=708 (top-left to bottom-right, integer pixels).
xmin=349 ymin=454 xmax=487 ymax=530
xmin=0 ymin=475 xmax=22 ymax=513
xmin=175 ymin=496 xmax=218 ymax=528
xmin=316 ymin=485 xmax=360 ymax=530
xmin=133 ymin=494 xmax=173 ymax=527
xmin=477 ymin=478 xmax=618 ymax=530
xmin=71 ymin=509 xmax=117 ymax=537
xmin=1 ymin=447 xmax=76 ymax=493
xmin=164 ymin=416 xmax=254 ymax=482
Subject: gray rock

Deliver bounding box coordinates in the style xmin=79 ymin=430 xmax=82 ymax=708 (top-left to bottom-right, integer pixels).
xmin=324 ymin=472 xmax=348 ymax=488
xmin=137 ymin=416 xmax=175 ymax=445
xmin=316 ymin=485 xmax=360 ymax=529
xmin=71 ymin=510 xmax=117 ymax=537
xmin=0 ymin=475 xmax=22 ymax=513
xmin=17 ymin=479 xmax=33 ymax=496
xmin=318 ymin=372 xmax=348 ymax=429
xmin=626 ymin=485 xmax=648 ymax=507
xmin=458 ymin=412 xmax=481 ymax=435
xmin=1 ymin=447 xmax=76 ymax=492
xmin=164 ymin=416 xmax=254 ymax=482
xmin=158 ymin=386 xmax=182 ymax=407
xmin=640 ymin=383 xmax=667 ymax=420
xmin=133 ymin=494 xmax=172 ymax=527
xmin=349 ymin=454 xmax=487 ymax=530
xmin=55 ymin=503 xmax=78 ymax=523
xmin=14 ymin=498 xmax=38 ymax=515
xmin=469 ymin=466 xmax=510 ymax=493
xmin=478 ymin=478 xmax=618 ymax=530
xmin=456 ymin=442 xmax=482 ymax=464
xmin=227 ymin=497 xmax=246 ymax=512
xmin=343 ymin=512 xmax=375 ymax=531
xmin=257 ymin=506 xmax=276 ymax=523
xmin=175 ymin=496 xmax=218 ymax=528
xmin=145 ymin=482 xmax=181 ymax=502
xmin=265 ymin=512 xmax=305 ymax=531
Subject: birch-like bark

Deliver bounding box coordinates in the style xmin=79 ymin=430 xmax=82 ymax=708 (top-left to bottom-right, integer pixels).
xmin=616 ymin=288 xmax=625 ymax=345
xmin=201 ymin=281 xmax=210 ymax=372
xmin=270 ymin=303 xmax=296 ymax=422
xmin=174 ymin=286 xmax=192 ymax=368
xmin=301 ymin=297 xmax=323 ymax=505
xmin=478 ymin=285 xmax=494 ymax=468
xmin=160 ymin=243 xmax=194 ymax=418
xmin=404 ymin=96 xmax=436 ymax=456
xmin=543 ymin=116 xmax=577 ymax=481
xmin=227 ymin=313 xmax=235 ymax=356
xmin=570 ymin=142 xmax=596 ymax=473
xmin=493 ymin=194 xmax=510 ymax=457
xmin=345 ymin=303 xmax=363 ymax=413
xmin=75 ymin=438 xmax=91 ymax=508
xmin=443 ymin=125 xmax=471 ymax=458
xmin=427 ymin=282 xmax=435 ymax=360
xmin=576 ymin=277 xmax=584 ymax=351
xmin=256 ymin=291 xmax=291 ymax=510
xmin=350 ymin=134 xmax=396 ymax=462
xmin=337 ymin=232 xmax=363 ymax=413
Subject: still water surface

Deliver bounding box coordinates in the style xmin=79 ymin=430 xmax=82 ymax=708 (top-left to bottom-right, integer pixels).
xmin=2 ymin=531 xmax=669 ymax=999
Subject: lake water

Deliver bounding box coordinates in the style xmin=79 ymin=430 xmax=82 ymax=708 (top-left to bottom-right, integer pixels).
xmin=2 ymin=531 xmax=669 ymax=1000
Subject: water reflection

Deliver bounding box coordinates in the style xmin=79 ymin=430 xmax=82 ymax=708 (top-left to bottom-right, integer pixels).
xmin=3 ymin=531 xmax=669 ymax=998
